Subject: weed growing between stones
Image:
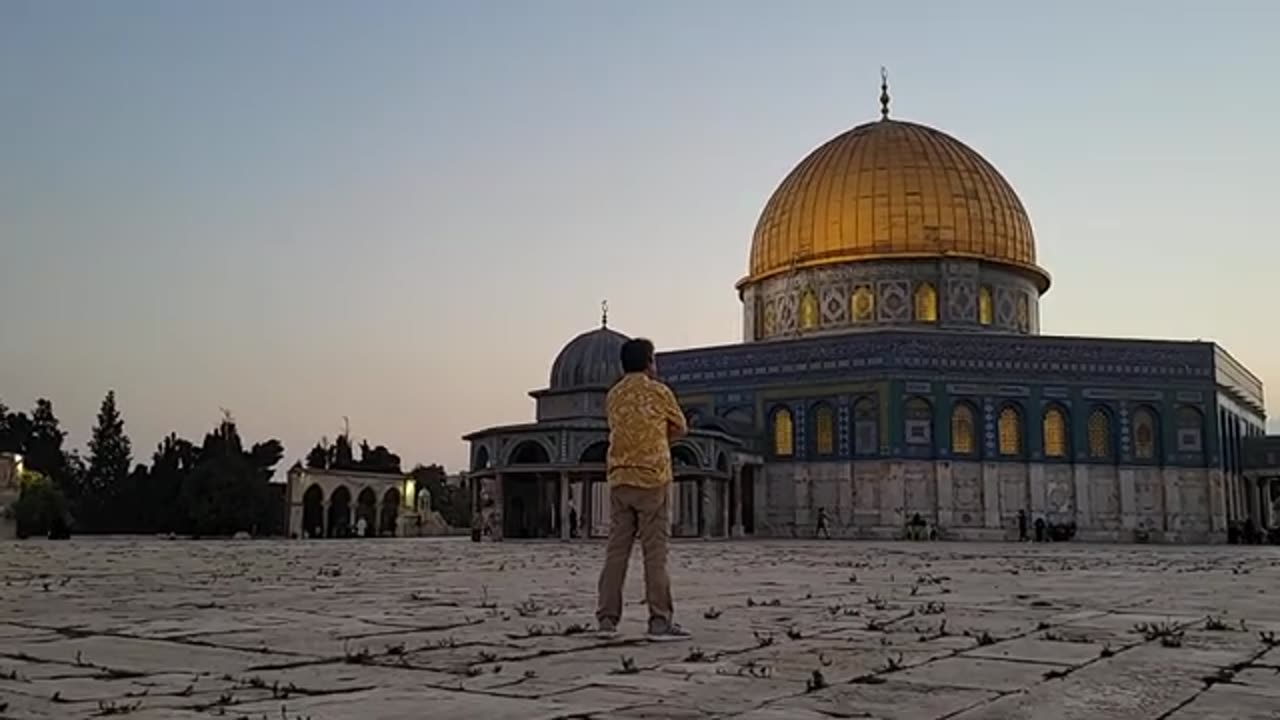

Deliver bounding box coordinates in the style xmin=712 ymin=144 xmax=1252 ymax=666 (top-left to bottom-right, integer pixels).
xmin=95 ymin=699 xmax=143 ymax=715
xmin=1260 ymin=630 xmax=1279 ymax=647
xmin=754 ymin=631 xmax=775 ymax=648
xmin=805 ymin=669 xmax=828 ymax=692
xmin=1204 ymin=615 xmax=1230 ymax=632
xmin=785 ymin=625 xmax=804 ymax=640
xmin=615 ymin=656 xmax=638 ymax=674
xmin=880 ymin=653 xmax=905 ymax=673
xmin=1134 ymin=620 xmax=1184 ymax=647
xmin=703 ymin=606 xmax=722 ymax=619
xmin=684 ymin=647 xmax=716 ymax=663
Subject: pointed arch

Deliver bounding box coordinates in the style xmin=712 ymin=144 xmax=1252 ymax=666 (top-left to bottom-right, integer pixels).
xmin=950 ymin=402 xmax=977 ymax=455
xmin=1176 ymin=406 xmax=1204 ymax=452
xmin=1133 ymin=405 xmax=1159 ymax=461
xmin=904 ymin=397 xmax=933 ymax=446
xmin=812 ymin=404 xmax=835 ymax=456
xmin=1087 ymin=407 xmax=1113 ymax=460
xmin=772 ymin=407 xmax=794 ymax=457
xmin=1042 ymin=405 xmax=1068 ymax=459
xmin=997 ymin=405 xmax=1022 ymax=456
xmin=914 ymin=283 xmax=938 ymax=323
xmin=852 ymin=396 xmax=878 ymax=455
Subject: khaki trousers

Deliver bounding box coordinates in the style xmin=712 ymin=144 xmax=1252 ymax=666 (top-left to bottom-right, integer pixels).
xmin=595 ymin=483 xmax=672 ymax=624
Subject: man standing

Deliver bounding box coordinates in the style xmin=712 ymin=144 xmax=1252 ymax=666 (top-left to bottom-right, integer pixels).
xmin=596 ymin=338 xmax=690 ymax=640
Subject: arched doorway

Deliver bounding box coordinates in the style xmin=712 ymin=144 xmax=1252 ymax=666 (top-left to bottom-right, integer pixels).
xmin=356 ymin=488 xmax=377 ymax=537
xmin=327 ymin=486 xmax=352 ymax=538
xmin=506 ymin=440 xmax=552 ymax=539
xmin=302 ymin=484 xmax=324 ymax=538
xmin=381 ymin=488 xmax=400 ymax=537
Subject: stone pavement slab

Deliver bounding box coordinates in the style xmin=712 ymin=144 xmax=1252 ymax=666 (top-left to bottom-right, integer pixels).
xmin=2 ymin=538 xmax=1280 ymax=719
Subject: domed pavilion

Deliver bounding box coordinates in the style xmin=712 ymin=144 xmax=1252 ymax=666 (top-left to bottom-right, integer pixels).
xmin=465 ymin=77 xmax=1271 ymax=543
xmin=464 ymin=309 xmax=742 ymax=540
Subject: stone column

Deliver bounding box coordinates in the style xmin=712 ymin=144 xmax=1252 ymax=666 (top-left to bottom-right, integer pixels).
xmin=731 ymin=466 xmax=744 ymax=537
xmin=491 ymin=473 xmax=505 ymax=541
xmin=720 ymin=478 xmax=730 ymax=538
xmin=321 ymin=501 xmax=330 ymax=538
xmin=559 ymin=471 xmax=571 ymax=541
xmin=288 ymin=503 xmax=304 ymax=538
xmin=698 ymin=477 xmax=710 ymax=539
xmin=582 ymin=477 xmax=593 ymax=538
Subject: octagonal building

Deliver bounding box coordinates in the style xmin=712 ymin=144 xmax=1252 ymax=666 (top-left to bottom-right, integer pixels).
xmin=465 ymin=88 xmax=1270 ymax=543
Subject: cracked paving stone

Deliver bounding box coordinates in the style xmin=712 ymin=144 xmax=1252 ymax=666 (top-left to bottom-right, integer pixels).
xmin=3 ymin=539 xmax=1280 ymax=719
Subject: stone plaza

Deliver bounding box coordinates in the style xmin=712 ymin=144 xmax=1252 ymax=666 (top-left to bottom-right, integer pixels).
xmin=2 ymin=538 xmax=1279 ymax=719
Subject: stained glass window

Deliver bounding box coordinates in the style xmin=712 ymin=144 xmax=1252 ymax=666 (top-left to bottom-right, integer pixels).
xmin=998 ymin=406 xmax=1021 ymax=456
xmin=914 ymin=283 xmax=938 ymax=323
xmin=978 ymin=286 xmax=993 ymax=325
xmin=773 ymin=408 xmax=794 ymax=457
xmin=1088 ymin=408 xmax=1112 ymax=459
xmin=814 ymin=405 xmax=834 ymax=456
xmin=951 ymin=403 xmax=976 ymax=455
xmin=1133 ymin=407 xmax=1157 ymax=460
xmin=799 ymin=289 xmax=818 ymax=330
xmin=1043 ymin=407 xmax=1067 ymax=458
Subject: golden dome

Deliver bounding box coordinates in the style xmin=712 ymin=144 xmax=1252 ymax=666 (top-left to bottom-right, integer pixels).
xmin=745 ymin=118 xmax=1049 ymax=291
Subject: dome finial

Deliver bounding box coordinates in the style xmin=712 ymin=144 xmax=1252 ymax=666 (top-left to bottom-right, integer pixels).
xmin=600 ymin=299 xmax=609 ymax=327
xmin=879 ymin=66 xmax=890 ymax=120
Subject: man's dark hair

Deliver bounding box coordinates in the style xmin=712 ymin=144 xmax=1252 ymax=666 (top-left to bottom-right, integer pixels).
xmin=620 ymin=338 xmax=655 ymax=373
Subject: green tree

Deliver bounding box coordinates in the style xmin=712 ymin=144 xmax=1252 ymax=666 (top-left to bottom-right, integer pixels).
xmin=11 ymin=469 xmax=70 ymax=539
xmin=410 ymin=464 xmax=470 ymax=527
xmin=306 ymin=439 xmax=329 ymax=469
xmin=83 ymin=391 xmax=133 ymax=531
xmin=179 ymin=417 xmax=285 ymax=536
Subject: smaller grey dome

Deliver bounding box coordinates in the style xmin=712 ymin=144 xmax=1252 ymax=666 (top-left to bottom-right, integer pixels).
xmin=548 ymin=325 xmax=630 ymax=390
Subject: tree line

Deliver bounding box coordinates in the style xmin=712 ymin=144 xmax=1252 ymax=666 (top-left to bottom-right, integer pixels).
xmin=1 ymin=392 xmax=467 ymax=537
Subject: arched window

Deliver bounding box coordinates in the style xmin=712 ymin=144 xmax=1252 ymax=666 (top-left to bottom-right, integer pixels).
xmin=1133 ymin=406 xmax=1158 ymax=460
xmin=752 ymin=296 xmax=764 ymax=341
xmin=1015 ymin=295 xmax=1030 ymax=332
xmin=1042 ymin=406 xmax=1067 ymax=458
xmin=1176 ymin=406 xmax=1204 ymax=452
xmin=978 ymin=286 xmax=993 ymax=326
xmin=904 ymin=397 xmax=932 ymax=446
xmin=773 ymin=407 xmax=794 ymax=457
xmin=951 ymin=403 xmax=976 ymax=455
xmin=851 ymin=286 xmax=875 ymax=323
xmin=998 ymin=405 xmax=1022 ymax=456
xmin=799 ymin=289 xmax=818 ymax=331
xmin=914 ymin=283 xmax=938 ymax=323
xmin=813 ymin=405 xmax=835 ymax=456
xmin=853 ymin=397 xmax=878 ymax=455
xmin=1087 ymin=408 xmax=1112 ymax=459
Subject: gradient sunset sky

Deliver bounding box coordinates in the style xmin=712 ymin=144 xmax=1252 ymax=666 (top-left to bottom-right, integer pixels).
xmin=3 ymin=0 xmax=1278 ymax=472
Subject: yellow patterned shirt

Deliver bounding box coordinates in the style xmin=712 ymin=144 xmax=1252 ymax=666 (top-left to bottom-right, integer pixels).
xmin=606 ymin=373 xmax=687 ymax=488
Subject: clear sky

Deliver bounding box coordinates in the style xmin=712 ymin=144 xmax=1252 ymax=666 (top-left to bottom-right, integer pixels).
xmin=3 ymin=0 xmax=1278 ymax=472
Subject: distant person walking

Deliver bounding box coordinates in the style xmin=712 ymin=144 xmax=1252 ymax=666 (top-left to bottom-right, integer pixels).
xmin=596 ymin=338 xmax=690 ymax=640
xmin=816 ymin=507 xmax=831 ymax=539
